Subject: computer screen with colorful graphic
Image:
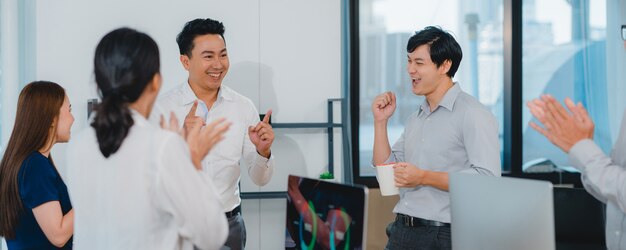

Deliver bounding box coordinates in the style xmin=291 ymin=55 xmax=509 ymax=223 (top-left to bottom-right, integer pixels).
xmin=285 ymin=175 xmax=368 ymax=250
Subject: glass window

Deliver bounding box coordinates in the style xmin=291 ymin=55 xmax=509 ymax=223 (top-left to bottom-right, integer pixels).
xmin=522 ymin=0 xmax=610 ymax=172
xmin=357 ymin=0 xmax=505 ymax=177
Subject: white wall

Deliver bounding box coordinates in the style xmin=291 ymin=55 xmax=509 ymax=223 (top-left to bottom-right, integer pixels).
xmin=34 ymin=0 xmax=342 ymax=248
xmin=0 ymin=0 xmax=20 ymax=150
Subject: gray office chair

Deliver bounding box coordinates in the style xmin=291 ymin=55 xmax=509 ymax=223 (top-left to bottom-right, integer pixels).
xmin=553 ymin=187 xmax=606 ymax=250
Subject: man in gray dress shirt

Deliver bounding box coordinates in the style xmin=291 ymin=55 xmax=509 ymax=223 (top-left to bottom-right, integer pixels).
xmin=372 ymin=26 xmax=501 ymax=250
xmin=527 ymin=28 xmax=626 ymax=250
xmin=527 ymin=27 xmax=626 ymax=249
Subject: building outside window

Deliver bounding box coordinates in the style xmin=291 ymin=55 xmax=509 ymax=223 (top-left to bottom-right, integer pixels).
xmin=521 ymin=0 xmax=611 ymax=172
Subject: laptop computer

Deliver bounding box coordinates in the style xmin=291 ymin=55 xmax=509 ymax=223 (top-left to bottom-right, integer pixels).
xmin=450 ymin=173 xmax=555 ymax=250
xmin=285 ymin=175 xmax=368 ymax=250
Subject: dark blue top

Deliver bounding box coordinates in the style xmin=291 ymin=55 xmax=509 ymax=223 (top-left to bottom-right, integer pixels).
xmin=6 ymin=152 xmax=73 ymax=250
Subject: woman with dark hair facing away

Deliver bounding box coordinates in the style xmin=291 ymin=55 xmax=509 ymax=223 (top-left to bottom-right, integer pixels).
xmin=66 ymin=28 xmax=229 ymax=249
xmin=0 ymin=81 xmax=75 ymax=249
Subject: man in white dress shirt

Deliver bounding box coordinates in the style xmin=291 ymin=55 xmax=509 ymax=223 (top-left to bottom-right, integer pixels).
xmin=153 ymin=18 xmax=275 ymax=250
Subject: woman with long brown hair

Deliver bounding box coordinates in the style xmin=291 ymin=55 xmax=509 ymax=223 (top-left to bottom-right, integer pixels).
xmin=0 ymin=81 xmax=74 ymax=249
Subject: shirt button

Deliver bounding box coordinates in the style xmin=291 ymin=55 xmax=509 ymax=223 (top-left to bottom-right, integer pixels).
xmin=616 ymin=231 xmax=621 ymax=236
xmin=421 ymin=139 xmax=425 ymax=142
xmin=427 ymin=118 xmax=430 ymax=121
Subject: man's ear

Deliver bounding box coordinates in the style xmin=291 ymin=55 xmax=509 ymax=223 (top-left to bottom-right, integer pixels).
xmin=180 ymin=54 xmax=190 ymax=71
xmin=439 ymin=59 xmax=452 ymax=76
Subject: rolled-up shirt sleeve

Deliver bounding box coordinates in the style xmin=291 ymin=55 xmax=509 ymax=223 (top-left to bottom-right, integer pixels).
xmin=243 ymin=105 xmax=274 ymax=186
xmin=569 ymin=139 xmax=626 ymax=213
xmin=385 ymin=129 xmax=406 ymax=164
xmin=458 ymin=107 xmax=501 ymax=176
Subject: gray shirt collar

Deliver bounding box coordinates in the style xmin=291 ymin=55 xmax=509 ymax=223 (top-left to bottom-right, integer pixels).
xmin=420 ymin=82 xmax=462 ymax=114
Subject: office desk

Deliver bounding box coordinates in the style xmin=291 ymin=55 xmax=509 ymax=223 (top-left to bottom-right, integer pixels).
xmin=554 ymin=187 xmax=606 ymax=250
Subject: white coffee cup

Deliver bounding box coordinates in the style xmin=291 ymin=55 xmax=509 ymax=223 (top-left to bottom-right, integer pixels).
xmin=376 ymin=163 xmax=399 ymax=196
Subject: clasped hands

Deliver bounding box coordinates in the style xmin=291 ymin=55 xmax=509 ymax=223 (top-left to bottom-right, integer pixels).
xmin=527 ymin=95 xmax=594 ymax=153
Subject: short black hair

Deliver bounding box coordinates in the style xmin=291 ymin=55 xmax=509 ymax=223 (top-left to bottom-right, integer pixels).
xmin=176 ymin=18 xmax=225 ymax=57
xmin=407 ymin=26 xmax=463 ymax=78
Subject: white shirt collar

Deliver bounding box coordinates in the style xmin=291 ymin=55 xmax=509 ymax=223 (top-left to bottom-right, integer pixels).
xmin=129 ymin=108 xmax=149 ymax=127
xmin=180 ymin=82 xmax=234 ymax=106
